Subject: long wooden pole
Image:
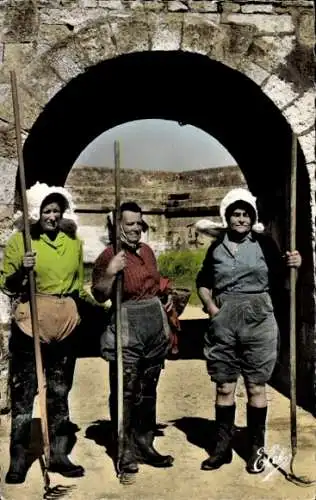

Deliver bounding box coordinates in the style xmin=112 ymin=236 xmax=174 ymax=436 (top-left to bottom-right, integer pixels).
xmin=10 ymin=70 xmax=51 ymax=492
xmin=289 ymin=132 xmax=297 ymax=466
xmin=114 ymin=140 xmax=124 ymax=477
xmin=287 ymin=135 xmax=315 ymax=486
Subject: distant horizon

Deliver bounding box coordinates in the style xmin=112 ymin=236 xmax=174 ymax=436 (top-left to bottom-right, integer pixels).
xmin=73 ymin=163 xmax=239 ymax=173
xmin=73 ymin=119 xmax=237 ymax=172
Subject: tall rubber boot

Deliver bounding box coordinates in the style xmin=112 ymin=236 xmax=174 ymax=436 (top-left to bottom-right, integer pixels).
xmin=5 ymin=343 xmax=37 ymax=484
xmin=109 ymin=362 xmax=139 ymax=474
xmin=246 ymin=405 xmax=267 ymax=474
xmin=5 ymin=416 xmax=32 ymax=484
xmin=201 ymin=404 xmax=235 ymax=471
xmin=46 ymin=350 xmax=84 ymax=478
xmin=133 ymin=363 xmax=174 ymax=468
xmin=48 ymin=434 xmax=84 ymax=477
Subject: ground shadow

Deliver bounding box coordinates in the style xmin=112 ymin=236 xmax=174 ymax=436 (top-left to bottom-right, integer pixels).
xmin=84 ymin=419 xmax=168 ymax=471
xmin=172 ymin=417 xmax=216 ymax=453
xmin=172 ymin=417 xmax=251 ymax=458
xmin=84 ymin=419 xmax=116 ymax=468
xmin=173 ymin=418 xmax=291 ymax=480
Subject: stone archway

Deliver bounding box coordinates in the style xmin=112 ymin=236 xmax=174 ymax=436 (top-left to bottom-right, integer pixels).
xmin=0 ymin=8 xmax=315 ymax=412
xmin=21 ymin=49 xmax=316 ymax=411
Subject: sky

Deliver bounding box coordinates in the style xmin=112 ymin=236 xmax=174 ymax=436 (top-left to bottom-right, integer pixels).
xmin=74 ymin=119 xmax=237 ymax=171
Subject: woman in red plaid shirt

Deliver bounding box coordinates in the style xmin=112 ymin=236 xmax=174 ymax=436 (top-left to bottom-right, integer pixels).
xmin=92 ymin=202 xmax=174 ymax=475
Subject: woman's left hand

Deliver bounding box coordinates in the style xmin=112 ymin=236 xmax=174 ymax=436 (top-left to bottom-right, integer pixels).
xmin=164 ymin=294 xmax=173 ymax=313
xmin=285 ymin=250 xmax=302 ymax=268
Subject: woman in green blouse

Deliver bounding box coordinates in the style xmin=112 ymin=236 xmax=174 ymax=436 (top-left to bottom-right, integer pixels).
xmin=1 ymin=183 xmax=87 ymax=484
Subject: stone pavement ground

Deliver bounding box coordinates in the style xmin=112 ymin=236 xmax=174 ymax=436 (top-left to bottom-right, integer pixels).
xmin=0 ymin=356 xmax=315 ymax=500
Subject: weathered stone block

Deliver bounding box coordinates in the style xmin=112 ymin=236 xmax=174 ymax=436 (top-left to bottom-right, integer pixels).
xmin=62 ymin=21 xmax=117 ymax=68
xmin=98 ymin=0 xmax=123 ymax=8
xmin=129 ymin=0 xmax=143 ymax=9
xmin=299 ymin=131 xmax=316 ymax=165
xmin=188 ymin=0 xmax=217 ymax=13
xmin=297 ymin=13 xmax=315 ymax=48
xmin=283 ymin=91 xmax=315 ymax=135
xmin=38 ymin=0 xmax=79 ymax=4
xmin=0 ymin=288 xmax=11 ymax=326
xmin=237 ymin=0 xmax=312 ymax=3
xmin=262 ymin=74 xmax=299 ymax=109
xmin=275 ymin=1 xmax=314 ymax=7
xmin=79 ymin=0 xmax=98 ymax=6
xmin=2 ymin=0 xmax=38 ymax=42
xmin=182 ymin=13 xmax=224 ymax=55
xmin=168 ymin=0 xmax=188 ymax=12
xmin=143 ymin=0 xmax=165 ymax=11
xmin=0 ymin=76 xmax=42 ymax=129
xmin=109 ymin=13 xmax=150 ymax=54
xmin=0 ymin=123 xmax=19 ymax=159
xmin=238 ymin=60 xmax=270 ymax=86
xmin=21 ymin=62 xmax=65 ymax=107
xmin=222 ymin=13 xmax=294 ymax=34
xmin=148 ymin=12 xmax=183 ymax=50
xmin=277 ymin=41 xmax=315 ymax=93
xmin=1 ymin=42 xmax=33 ymax=70
xmin=0 ymin=159 xmax=17 ymax=205
xmin=37 ymin=24 xmax=73 ymax=54
xmin=45 ymin=46 xmax=85 ymax=81
xmin=248 ymin=35 xmax=295 ymax=73
xmin=40 ymin=7 xmax=106 ymax=31
xmin=241 ymin=4 xmax=274 ymax=14
xmin=221 ymin=2 xmax=240 ymax=13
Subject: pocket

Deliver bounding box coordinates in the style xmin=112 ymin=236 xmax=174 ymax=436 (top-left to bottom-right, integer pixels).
xmin=246 ymin=295 xmax=273 ymax=324
xmin=13 ymin=301 xmax=30 ymax=322
xmin=12 ymin=301 xmax=35 ymax=337
xmin=210 ymin=301 xmax=227 ymax=322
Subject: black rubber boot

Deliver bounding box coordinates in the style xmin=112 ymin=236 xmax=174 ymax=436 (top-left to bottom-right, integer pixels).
xmin=201 ymin=404 xmax=235 ymax=471
xmin=133 ymin=363 xmax=174 ymax=468
xmin=109 ymin=362 xmax=139 ymax=474
xmin=48 ymin=435 xmax=85 ymax=477
xmin=246 ymin=405 xmax=267 ymax=474
xmin=5 ymin=336 xmax=37 ymax=485
xmin=5 ymin=443 xmax=29 ymax=484
xmin=46 ymin=345 xmax=84 ymax=478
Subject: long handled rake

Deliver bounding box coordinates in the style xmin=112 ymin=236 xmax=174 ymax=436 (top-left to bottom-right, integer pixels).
xmin=285 ymin=132 xmax=316 ymax=487
xmin=10 ymin=71 xmax=73 ymax=499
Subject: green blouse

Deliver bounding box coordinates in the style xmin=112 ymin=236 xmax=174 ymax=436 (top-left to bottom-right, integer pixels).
xmin=1 ymin=230 xmax=84 ymax=296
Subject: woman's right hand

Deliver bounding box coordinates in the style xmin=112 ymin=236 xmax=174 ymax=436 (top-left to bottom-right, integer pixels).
xmin=207 ymin=303 xmax=220 ymax=318
xmin=22 ymin=251 xmax=36 ymax=270
xmin=106 ymin=250 xmax=126 ymax=277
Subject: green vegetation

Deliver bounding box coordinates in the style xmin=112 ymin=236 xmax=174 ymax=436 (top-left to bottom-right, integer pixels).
xmin=158 ymin=248 xmax=207 ymax=305
xmin=83 ymin=248 xmax=208 ymax=306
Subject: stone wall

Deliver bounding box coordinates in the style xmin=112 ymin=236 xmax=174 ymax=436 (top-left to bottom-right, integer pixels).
xmin=66 ymin=164 xmax=247 ymax=260
xmin=0 ymin=0 xmax=315 ymax=412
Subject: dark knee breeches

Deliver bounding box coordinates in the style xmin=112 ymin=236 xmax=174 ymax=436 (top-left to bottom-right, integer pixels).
xmin=9 ymin=324 xmax=77 ymax=447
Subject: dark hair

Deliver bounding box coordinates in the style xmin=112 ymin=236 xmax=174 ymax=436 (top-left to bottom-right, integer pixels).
xmin=120 ymin=201 xmax=148 ymax=231
xmin=119 ymin=201 xmax=142 ymax=215
xmin=225 ymin=200 xmax=256 ymax=225
xmin=40 ymin=193 xmax=69 ymax=215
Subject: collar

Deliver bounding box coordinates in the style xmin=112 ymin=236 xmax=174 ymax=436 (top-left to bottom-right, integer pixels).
xmin=224 ymin=230 xmax=255 ymax=245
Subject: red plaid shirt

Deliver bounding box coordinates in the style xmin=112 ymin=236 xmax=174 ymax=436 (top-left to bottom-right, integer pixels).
xmin=92 ymin=243 xmax=163 ymax=302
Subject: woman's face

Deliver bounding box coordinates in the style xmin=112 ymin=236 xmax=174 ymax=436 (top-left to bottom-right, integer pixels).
xmin=39 ymin=202 xmax=62 ymax=233
xmin=228 ymin=207 xmax=252 ymax=235
xmin=121 ymin=210 xmax=142 ymax=244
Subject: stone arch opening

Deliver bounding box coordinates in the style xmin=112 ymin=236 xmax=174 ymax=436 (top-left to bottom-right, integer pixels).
xmin=21 ymin=50 xmax=314 ymax=411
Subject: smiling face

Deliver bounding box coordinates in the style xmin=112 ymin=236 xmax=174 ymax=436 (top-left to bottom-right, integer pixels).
xmin=39 ymin=202 xmax=62 ymax=233
xmin=228 ymin=205 xmax=252 ymax=235
xmin=121 ymin=210 xmax=143 ymax=244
